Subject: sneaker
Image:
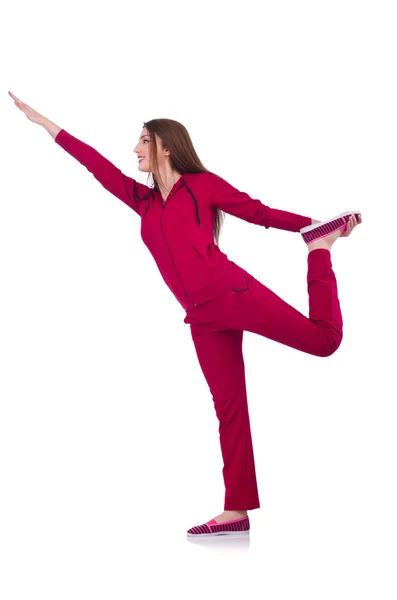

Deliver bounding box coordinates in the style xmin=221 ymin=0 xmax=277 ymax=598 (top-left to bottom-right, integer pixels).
xmin=300 ymin=211 xmax=361 ymax=243
xmin=187 ymin=515 xmax=250 ymax=537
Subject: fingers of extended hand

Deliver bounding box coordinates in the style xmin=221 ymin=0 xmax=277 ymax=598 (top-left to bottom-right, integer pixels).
xmin=9 ymin=92 xmax=24 ymax=108
xmin=343 ymin=216 xmax=353 ymax=237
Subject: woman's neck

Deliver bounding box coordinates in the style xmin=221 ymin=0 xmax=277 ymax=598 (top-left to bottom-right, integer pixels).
xmin=157 ymin=166 xmax=182 ymax=201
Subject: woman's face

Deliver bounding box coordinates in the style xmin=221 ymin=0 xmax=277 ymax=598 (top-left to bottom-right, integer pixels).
xmin=134 ymin=127 xmax=169 ymax=173
xmin=134 ymin=127 xmax=152 ymax=172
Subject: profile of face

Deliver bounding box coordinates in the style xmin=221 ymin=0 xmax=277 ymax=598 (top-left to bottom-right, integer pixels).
xmin=134 ymin=127 xmax=170 ymax=173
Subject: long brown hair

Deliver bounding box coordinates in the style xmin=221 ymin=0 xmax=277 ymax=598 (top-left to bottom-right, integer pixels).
xmin=142 ymin=118 xmax=226 ymax=246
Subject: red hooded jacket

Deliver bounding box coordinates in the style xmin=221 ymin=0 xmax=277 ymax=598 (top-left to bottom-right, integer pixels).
xmin=54 ymin=129 xmax=311 ymax=311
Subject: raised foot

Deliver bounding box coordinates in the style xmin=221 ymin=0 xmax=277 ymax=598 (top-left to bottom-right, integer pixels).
xmin=306 ymin=213 xmax=362 ymax=251
xmin=307 ymin=227 xmax=343 ymax=251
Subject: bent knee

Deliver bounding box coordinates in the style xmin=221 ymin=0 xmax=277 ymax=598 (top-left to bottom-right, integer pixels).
xmin=317 ymin=331 xmax=343 ymax=357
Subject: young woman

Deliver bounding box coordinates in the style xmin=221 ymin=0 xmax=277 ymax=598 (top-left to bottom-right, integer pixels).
xmin=8 ymin=91 xmax=362 ymax=538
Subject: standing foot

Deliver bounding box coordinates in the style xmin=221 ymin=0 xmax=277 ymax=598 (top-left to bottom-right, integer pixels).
xmin=213 ymin=510 xmax=248 ymax=523
xmin=187 ymin=510 xmax=250 ymax=536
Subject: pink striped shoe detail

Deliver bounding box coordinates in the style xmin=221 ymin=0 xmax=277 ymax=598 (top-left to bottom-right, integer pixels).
xmin=300 ymin=211 xmax=361 ymax=243
xmin=187 ymin=515 xmax=250 ymax=537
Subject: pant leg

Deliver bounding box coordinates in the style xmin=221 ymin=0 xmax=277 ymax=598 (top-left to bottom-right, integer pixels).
xmin=188 ymin=324 xmax=260 ymax=510
xmin=191 ymin=248 xmax=343 ymax=357
xmin=182 ymin=248 xmax=341 ymax=510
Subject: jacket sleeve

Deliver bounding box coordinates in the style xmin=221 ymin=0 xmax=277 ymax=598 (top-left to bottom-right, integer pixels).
xmin=208 ymin=173 xmax=312 ymax=232
xmin=54 ymin=129 xmax=152 ymax=217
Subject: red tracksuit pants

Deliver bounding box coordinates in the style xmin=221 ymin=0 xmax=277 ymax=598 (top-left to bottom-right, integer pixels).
xmin=183 ymin=249 xmax=343 ymax=510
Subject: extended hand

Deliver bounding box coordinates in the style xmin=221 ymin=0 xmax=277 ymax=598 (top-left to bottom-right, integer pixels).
xmin=8 ymin=91 xmax=46 ymax=125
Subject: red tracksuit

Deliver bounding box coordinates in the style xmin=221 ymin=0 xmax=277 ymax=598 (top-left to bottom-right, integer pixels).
xmin=55 ymin=130 xmax=343 ymax=510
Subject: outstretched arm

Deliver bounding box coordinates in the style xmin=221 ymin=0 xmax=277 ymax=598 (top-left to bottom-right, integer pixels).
xmin=8 ymin=93 xmax=151 ymax=218
xmin=208 ymin=172 xmax=313 ymax=232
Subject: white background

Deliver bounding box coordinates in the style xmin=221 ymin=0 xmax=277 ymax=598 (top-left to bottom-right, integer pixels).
xmin=1 ymin=0 xmax=396 ymax=598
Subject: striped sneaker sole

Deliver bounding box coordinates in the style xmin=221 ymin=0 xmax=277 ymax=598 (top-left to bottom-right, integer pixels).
xmin=187 ymin=530 xmax=250 ymax=538
xmin=187 ymin=515 xmax=250 ymax=537
xmin=300 ymin=211 xmax=361 ymax=243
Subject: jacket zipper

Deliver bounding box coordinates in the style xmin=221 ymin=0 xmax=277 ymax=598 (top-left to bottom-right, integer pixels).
xmin=160 ymin=199 xmax=198 ymax=307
